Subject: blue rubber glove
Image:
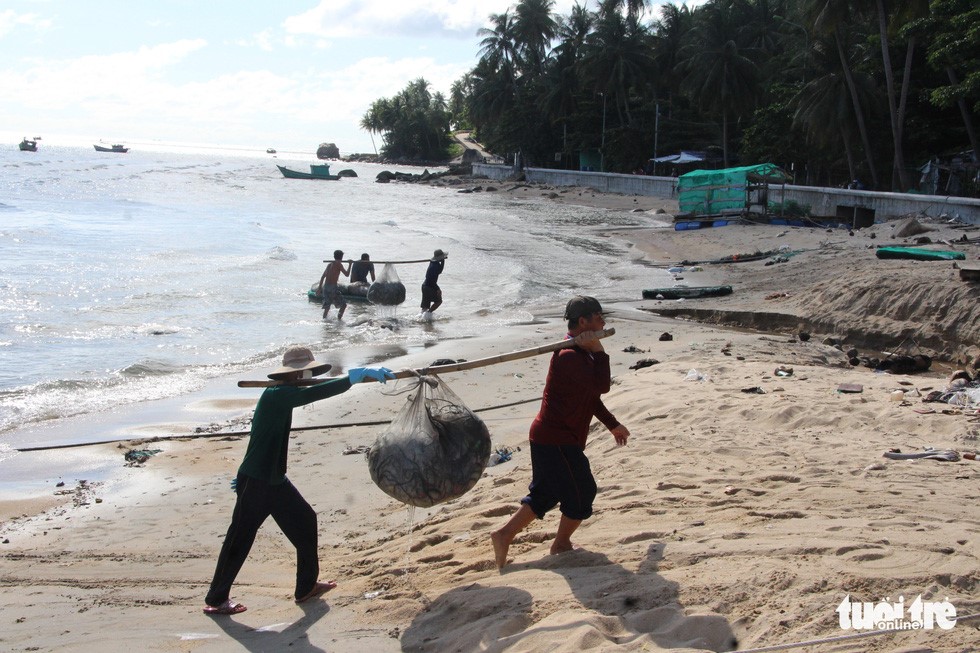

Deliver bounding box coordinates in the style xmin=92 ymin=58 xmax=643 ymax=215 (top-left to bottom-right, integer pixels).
xmin=348 ymin=367 xmax=395 ymax=384
xmin=230 ymin=477 xmax=237 ymax=492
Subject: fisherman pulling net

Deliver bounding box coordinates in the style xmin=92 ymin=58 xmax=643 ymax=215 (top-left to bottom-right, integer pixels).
xmin=368 ymin=374 xmax=491 ymax=507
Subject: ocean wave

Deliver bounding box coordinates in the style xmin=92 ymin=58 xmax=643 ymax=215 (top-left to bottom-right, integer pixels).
xmin=134 ymin=323 xmax=182 ymax=336
xmin=267 ymin=246 xmax=296 ymax=261
xmin=119 ymin=360 xmax=184 ymax=376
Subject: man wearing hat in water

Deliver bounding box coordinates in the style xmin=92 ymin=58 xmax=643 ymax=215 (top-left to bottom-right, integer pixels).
xmin=491 ymin=296 xmax=630 ymax=569
xmin=203 ymin=347 xmax=394 ymax=615
xmin=420 ymin=249 xmax=448 ymax=319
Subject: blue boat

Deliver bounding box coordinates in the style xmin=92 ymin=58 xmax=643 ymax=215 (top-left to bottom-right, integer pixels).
xmin=277 ymin=163 xmax=340 ymax=180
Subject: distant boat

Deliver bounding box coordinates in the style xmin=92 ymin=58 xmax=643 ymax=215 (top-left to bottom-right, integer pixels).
xmin=18 ymin=138 xmax=38 ymax=152
xmin=642 ymin=285 xmax=733 ymax=300
xmin=266 ymin=148 xmax=277 ymax=154
xmin=94 ymin=143 xmax=129 ymax=153
xmin=277 ymin=163 xmax=341 ymax=180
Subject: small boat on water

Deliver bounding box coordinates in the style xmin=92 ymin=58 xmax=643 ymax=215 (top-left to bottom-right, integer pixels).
xmin=18 ymin=137 xmax=38 ymax=152
xmin=307 ymin=282 xmax=370 ymax=303
xmin=266 ymin=148 xmax=277 ymax=154
xmin=277 ymin=163 xmax=341 ymax=180
xmin=94 ymin=143 xmax=129 ymax=153
xmin=642 ymin=285 xmax=733 ymax=300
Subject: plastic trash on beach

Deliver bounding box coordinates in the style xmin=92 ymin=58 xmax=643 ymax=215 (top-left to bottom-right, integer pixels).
xmin=367 ymin=375 xmax=491 ymax=507
xmin=684 ymin=369 xmax=708 ymax=382
xmin=947 ymin=387 xmax=980 ymax=407
xmin=367 ymin=263 xmax=406 ymax=306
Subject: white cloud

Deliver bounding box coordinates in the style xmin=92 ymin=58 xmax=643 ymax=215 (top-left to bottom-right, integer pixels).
xmin=0 ymin=9 xmax=52 ymax=37
xmin=282 ymin=0 xmax=525 ymax=39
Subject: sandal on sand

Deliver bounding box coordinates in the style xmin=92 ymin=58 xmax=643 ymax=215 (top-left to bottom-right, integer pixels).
xmin=203 ymin=600 xmax=247 ymax=615
xmin=883 ymin=448 xmax=960 ymax=462
xmin=295 ymin=580 xmax=337 ymax=604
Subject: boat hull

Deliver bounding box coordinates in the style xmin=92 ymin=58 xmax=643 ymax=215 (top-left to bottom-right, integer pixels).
xmin=94 ymin=145 xmax=129 ymax=153
xmin=307 ymin=283 xmax=370 ymax=303
xmin=18 ymin=140 xmax=37 ymax=152
xmin=277 ymin=164 xmax=340 ymax=180
xmin=642 ymin=285 xmax=733 ymax=300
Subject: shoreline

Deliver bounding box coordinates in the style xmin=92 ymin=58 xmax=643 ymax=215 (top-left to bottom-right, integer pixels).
xmin=1 ymin=185 xmax=978 ymax=652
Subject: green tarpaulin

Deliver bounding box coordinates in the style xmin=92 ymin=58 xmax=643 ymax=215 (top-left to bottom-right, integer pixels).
xmin=678 ymin=163 xmax=788 ymax=216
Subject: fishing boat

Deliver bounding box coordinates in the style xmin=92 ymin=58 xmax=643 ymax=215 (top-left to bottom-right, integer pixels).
xmin=94 ymin=143 xmax=129 ymax=153
xmin=307 ymin=283 xmax=370 ymax=303
xmin=266 ymin=148 xmax=277 ymax=154
xmin=18 ymin=137 xmax=38 ymax=152
xmin=277 ymin=163 xmax=341 ymax=180
xmin=642 ymin=285 xmax=733 ymax=300
xmin=874 ymin=246 xmax=965 ymax=261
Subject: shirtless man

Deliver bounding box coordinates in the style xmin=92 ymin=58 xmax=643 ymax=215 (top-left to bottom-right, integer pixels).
xmin=318 ymin=250 xmax=351 ymax=319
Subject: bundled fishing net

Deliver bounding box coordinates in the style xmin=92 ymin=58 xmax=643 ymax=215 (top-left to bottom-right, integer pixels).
xmin=367 ymin=263 xmax=406 ymax=306
xmin=368 ymin=375 xmax=491 ymax=507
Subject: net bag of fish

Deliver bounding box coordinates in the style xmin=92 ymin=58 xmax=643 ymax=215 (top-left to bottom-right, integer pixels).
xmin=368 ymin=375 xmax=491 ymax=507
xmin=367 ymin=263 xmax=406 ymax=305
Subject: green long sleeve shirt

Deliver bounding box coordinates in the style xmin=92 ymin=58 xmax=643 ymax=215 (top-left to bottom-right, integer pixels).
xmin=238 ymin=377 xmax=352 ymax=484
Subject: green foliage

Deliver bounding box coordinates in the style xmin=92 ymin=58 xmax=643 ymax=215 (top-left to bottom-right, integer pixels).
xmin=768 ymin=200 xmax=811 ymax=218
xmin=361 ymin=78 xmax=453 ymax=160
xmin=416 ymin=0 xmax=979 ymax=192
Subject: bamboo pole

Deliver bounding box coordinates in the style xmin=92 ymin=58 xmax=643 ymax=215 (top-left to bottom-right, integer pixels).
xmin=323 ymin=258 xmax=439 ymax=264
xmin=237 ymin=328 xmax=615 ymax=388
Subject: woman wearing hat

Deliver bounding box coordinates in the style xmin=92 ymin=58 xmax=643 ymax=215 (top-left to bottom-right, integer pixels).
xmin=203 ymin=347 xmax=394 ymax=615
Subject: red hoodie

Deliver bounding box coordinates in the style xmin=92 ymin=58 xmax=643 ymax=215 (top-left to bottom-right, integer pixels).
xmin=528 ymin=344 xmax=620 ymax=449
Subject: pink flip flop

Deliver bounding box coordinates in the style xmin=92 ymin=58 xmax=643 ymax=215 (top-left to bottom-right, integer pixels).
xmin=203 ymin=600 xmax=247 ymax=615
xmin=295 ymin=580 xmax=337 ymax=604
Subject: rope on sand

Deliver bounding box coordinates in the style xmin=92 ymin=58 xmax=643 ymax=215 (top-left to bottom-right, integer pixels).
xmin=14 ymin=396 xmax=542 ymax=452
xmin=737 ymin=612 xmax=980 ymax=653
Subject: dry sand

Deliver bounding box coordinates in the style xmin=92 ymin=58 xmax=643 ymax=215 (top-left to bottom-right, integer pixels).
xmin=1 ymin=186 xmax=978 ymax=653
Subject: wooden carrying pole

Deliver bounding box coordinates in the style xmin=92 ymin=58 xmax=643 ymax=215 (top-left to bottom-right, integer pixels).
xmin=324 ymin=258 xmax=438 ymax=264
xmin=237 ymin=328 xmax=615 ymax=388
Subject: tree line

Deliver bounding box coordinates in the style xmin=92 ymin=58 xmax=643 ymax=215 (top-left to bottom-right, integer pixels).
xmin=362 ymin=0 xmax=978 ymax=194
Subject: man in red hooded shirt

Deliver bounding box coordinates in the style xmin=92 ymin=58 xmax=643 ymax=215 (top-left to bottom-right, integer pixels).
xmin=491 ymin=296 xmax=630 ymax=569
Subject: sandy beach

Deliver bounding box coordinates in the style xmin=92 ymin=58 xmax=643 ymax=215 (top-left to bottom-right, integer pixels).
xmin=1 ymin=185 xmax=978 ymax=652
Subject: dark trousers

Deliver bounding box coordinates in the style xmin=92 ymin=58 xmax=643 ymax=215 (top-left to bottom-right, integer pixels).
xmin=521 ymin=443 xmax=597 ymax=521
xmin=205 ymin=473 xmax=319 ymax=605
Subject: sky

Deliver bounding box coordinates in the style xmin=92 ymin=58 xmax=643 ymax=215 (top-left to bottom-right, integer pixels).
xmin=1 ymin=1 xmax=700 ymax=155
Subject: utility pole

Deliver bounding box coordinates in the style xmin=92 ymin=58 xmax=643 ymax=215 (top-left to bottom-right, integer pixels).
xmin=600 ymin=92 xmax=607 ymax=172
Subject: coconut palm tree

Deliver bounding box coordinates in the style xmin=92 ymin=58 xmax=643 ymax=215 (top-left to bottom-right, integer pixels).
xmin=676 ymin=2 xmax=761 ymax=166
xmin=807 ymin=0 xmax=880 ymax=188
xmin=513 ymin=0 xmax=558 ymax=75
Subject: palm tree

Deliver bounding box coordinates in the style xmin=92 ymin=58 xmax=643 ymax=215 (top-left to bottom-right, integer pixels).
xmin=792 ymin=34 xmax=879 ymax=184
xmin=513 ymin=0 xmax=558 ymax=75
xmin=598 ymin=0 xmax=650 ymax=20
xmin=478 ymin=11 xmax=520 ymax=80
xmin=808 ymin=0 xmax=880 ymax=188
xmin=677 ymin=2 xmax=761 ymax=166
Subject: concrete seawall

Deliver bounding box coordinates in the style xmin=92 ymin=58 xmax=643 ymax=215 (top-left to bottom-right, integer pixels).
xmin=472 ymin=163 xmax=980 ymax=225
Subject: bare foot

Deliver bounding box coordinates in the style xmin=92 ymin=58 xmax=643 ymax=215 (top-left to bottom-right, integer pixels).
xmin=549 ymin=540 xmax=574 ymax=556
xmin=295 ymin=580 xmax=337 ymax=604
xmin=491 ymin=530 xmax=510 ymax=569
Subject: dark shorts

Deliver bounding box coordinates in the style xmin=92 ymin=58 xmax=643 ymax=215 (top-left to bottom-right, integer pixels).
xmin=420 ymin=283 xmax=441 ymax=309
xmin=521 ymin=443 xmax=597 ymax=521
xmin=321 ymin=284 xmax=346 ymax=309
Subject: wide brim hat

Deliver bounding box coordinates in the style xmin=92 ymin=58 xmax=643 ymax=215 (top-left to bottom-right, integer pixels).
xmin=268 ymin=346 xmax=332 ymax=380
xmin=432 ymin=249 xmax=447 ymax=260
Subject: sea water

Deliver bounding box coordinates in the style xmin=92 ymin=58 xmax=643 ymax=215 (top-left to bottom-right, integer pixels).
xmin=0 ymin=143 xmax=670 ymax=459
